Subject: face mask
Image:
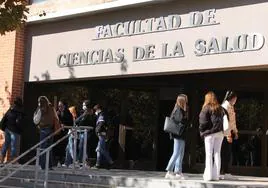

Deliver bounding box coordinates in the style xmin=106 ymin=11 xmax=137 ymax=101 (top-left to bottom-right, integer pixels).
xmin=82 ymin=105 xmax=87 ymax=111
xmin=95 ymin=111 xmax=99 ymax=116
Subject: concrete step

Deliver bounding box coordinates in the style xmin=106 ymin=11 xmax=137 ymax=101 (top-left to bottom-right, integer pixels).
xmin=0 ymin=165 xmax=267 ymax=188
xmin=0 ymin=176 xmax=113 ymax=188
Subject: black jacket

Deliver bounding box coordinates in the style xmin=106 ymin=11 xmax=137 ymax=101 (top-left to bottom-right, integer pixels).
xmin=0 ymin=106 xmax=24 ymax=134
xmin=170 ymin=107 xmax=188 ymax=140
xmin=199 ymin=105 xmax=224 ymax=138
xmin=57 ymin=108 xmax=73 ymax=127
xmin=75 ymin=110 xmax=95 ymax=130
xmin=95 ymin=111 xmax=106 ymax=134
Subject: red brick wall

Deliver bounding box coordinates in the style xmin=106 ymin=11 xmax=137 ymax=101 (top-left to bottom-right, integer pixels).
xmin=0 ymin=28 xmax=25 ymax=118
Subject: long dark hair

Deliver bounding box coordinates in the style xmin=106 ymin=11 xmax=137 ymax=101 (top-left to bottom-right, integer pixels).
xmin=223 ymin=91 xmax=237 ymax=102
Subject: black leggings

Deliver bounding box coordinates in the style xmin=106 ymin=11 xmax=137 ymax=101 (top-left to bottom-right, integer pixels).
xmin=221 ymin=137 xmax=232 ymax=174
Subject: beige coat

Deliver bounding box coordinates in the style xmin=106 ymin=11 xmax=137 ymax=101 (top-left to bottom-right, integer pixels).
xmin=222 ymin=100 xmax=238 ymax=136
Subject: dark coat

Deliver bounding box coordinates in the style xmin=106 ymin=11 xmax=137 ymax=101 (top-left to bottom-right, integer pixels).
xmin=0 ymin=106 xmax=24 ymax=134
xmin=75 ymin=110 xmax=95 ymax=129
xmin=199 ymin=105 xmax=224 ymax=138
xmin=95 ymin=111 xmax=106 ymax=134
xmin=57 ymin=108 xmax=73 ymax=127
xmin=170 ymin=107 xmax=188 ymax=140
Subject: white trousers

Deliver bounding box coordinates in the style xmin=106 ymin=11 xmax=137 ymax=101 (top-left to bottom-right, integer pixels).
xmin=203 ymin=131 xmax=224 ymax=181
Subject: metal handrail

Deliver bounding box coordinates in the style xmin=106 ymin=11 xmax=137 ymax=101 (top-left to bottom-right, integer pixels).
xmin=0 ymin=125 xmax=93 ymax=186
xmin=0 ymin=126 xmax=64 ymax=173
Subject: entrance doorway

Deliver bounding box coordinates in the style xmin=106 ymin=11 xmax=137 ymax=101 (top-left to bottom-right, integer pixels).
xmin=157 ymin=100 xmax=174 ymax=170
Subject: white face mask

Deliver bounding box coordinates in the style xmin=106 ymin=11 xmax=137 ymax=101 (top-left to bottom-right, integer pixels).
xmin=95 ymin=111 xmax=98 ymax=116
xmin=82 ymin=105 xmax=87 ymax=111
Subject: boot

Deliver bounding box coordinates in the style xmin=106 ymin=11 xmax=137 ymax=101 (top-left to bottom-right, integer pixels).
xmin=0 ymin=154 xmax=4 ymax=164
xmin=10 ymin=157 xmax=19 ymax=164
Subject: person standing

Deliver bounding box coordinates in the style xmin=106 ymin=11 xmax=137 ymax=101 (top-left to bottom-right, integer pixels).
xmin=75 ymin=100 xmax=95 ymax=164
xmin=165 ymin=94 xmax=188 ymax=179
xmin=34 ymin=96 xmax=59 ymax=170
xmin=63 ymin=106 xmax=77 ymax=167
xmin=0 ymin=97 xmax=24 ymax=163
xmin=94 ymin=104 xmax=113 ymax=168
xmin=221 ymin=91 xmax=238 ymax=179
xmin=199 ymin=91 xmax=224 ymax=181
xmin=54 ymin=99 xmax=73 ymax=167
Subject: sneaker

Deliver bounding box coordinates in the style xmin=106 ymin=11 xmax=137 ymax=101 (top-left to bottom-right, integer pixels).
xmin=165 ymin=171 xmax=175 ymax=179
xmin=91 ymin=164 xmax=101 ymax=169
xmin=223 ymin=173 xmax=233 ymax=180
xmin=175 ymin=173 xmax=185 ymax=180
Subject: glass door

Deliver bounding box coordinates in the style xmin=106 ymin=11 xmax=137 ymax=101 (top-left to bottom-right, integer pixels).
xmin=232 ymin=92 xmax=264 ymax=168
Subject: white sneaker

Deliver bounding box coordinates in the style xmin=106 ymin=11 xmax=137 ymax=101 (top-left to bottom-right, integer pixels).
xmin=175 ymin=173 xmax=185 ymax=180
xmin=223 ymin=173 xmax=233 ymax=180
xmin=165 ymin=172 xmax=175 ymax=179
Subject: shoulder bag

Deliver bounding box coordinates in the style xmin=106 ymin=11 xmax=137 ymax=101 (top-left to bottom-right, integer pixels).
xmin=163 ymin=109 xmax=184 ymax=136
xmin=33 ymin=107 xmax=41 ymax=125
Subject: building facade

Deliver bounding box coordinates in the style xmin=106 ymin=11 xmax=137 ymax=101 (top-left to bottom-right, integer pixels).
xmin=1 ymin=0 xmax=268 ymax=175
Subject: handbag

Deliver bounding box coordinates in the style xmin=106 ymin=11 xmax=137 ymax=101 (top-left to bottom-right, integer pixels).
xmin=163 ymin=116 xmax=184 ymax=136
xmin=33 ymin=107 xmax=41 ymax=125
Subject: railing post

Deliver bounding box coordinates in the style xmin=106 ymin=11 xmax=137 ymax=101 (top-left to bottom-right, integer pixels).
xmin=44 ymin=150 xmax=50 ymax=188
xmin=34 ymin=147 xmax=40 ymax=188
xmin=73 ymin=128 xmax=78 ymax=171
xmin=82 ymin=129 xmax=88 ymax=170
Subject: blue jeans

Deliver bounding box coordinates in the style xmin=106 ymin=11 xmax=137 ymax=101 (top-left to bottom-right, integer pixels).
xmin=1 ymin=128 xmax=18 ymax=158
xmin=166 ymin=138 xmax=185 ymax=174
xmin=65 ymin=135 xmax=74 ymax=166
xmin=39 ymin=127 xmax=53 ymax=169
xmin=78 ymin=132 xmax=89 ymax=163
xmin=96 ymin=135 xmax=112 ymax=166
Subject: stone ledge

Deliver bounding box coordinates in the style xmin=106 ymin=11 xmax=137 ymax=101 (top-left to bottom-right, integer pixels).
xmin=27 ymin=0 xmax=168 ymax=25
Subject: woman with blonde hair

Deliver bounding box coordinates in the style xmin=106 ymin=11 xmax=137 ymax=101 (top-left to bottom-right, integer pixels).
xmin=63 ymin=105 xmax=77 ymax=167
xmin=165 ymin=94 xmax=188 ymax=179
xmin=199 ymin=91 xmax=224 ymax=181
xmin=69 ymin=106 xmax=77 ymax=120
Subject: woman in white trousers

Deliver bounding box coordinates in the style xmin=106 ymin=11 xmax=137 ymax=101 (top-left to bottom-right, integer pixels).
xmin=199 ymin=91 xmax=224 ymax=181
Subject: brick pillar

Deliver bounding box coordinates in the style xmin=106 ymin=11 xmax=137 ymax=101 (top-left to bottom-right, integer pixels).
xmin=0 ymin=28 xmax=24 ymax=116
xmin=0 ymin=28 xmax=25 ymax=161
